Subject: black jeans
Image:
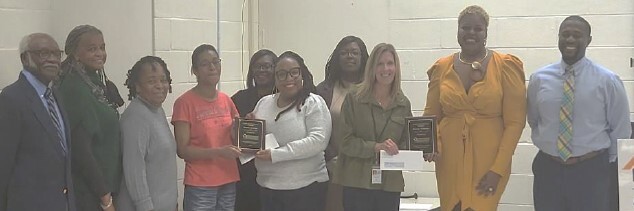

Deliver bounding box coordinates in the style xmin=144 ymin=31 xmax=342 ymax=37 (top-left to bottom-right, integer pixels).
xmin=342 ymin=186 xmax=400 ymax=211
xmin=260 ymin=181 xmax=327 ymax=211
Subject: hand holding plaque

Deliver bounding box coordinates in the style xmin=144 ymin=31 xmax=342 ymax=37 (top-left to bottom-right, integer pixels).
xmin=405 ymin=116 xmax=437 ymax=154
xmin=234 ymin=117 xmax=265 ymax=151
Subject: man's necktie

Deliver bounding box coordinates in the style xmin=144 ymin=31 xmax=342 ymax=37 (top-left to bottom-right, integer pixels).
xmin=45 ymin=88 xmax=67 ymax=155
xmin=557 ymin=66 xmax=574 ymax=161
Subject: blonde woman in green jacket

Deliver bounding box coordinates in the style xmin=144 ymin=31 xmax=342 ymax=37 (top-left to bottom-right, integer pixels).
xmin=333 ymin=43 xmax=412 ymax=211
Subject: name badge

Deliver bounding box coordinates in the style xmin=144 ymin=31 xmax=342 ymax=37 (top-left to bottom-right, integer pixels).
xmin=371 ymin=167 xmax=382 ymax=184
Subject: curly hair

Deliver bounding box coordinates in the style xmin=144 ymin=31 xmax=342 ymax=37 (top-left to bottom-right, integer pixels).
xmin=324 ymin=36 xmax=369 ymax=84
xmin=458 ymin=5 xmax=490 ymax=27
xmin=246 ymin=49 xmax=277 ymax=89
xmin=124 ymin=56 xmax=173 ymax=100
xmin=274 ymin=51 xmax=316 ymax=121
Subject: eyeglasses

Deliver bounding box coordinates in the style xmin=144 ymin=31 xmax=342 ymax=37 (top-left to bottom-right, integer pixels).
xmin=256 ymin=64 xmax=274 ymax=71
xmin=275 ymin=68 xmax=301 ymax=80
xmin=339 ymin=50 xmax=360 ymax=58
xmin=27 ymin=50 xmax=64 ymax=59
xmin=197 ymin=59 xmax=222 ymax=68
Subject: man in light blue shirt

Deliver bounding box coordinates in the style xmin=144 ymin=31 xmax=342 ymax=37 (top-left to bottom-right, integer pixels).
xmin=528 ymin=16 xmax=631 ymax=211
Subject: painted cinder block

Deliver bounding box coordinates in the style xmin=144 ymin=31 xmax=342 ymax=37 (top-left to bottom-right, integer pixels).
xmin=219 ymin=21 xmax=244 ymax=52
xmin=500 ymin=174 xmax=534 ymax=205
xmin=493 ymin=17 xmax=560 ymax=48
xmin=0 ymin=0 xmax=52 ymax=10
xmin=390 ymin=20 xmax=443 ymax=50
xmin=170 ymin=19 xmax=217 ymax=51
xmin=401 ymin=80 xmax=428 ymax=111
xmin=155 ymin=50 xmax=192 ymax=84
xmin=510 ymin=143 xmax=538 ymax=175
xmin=585 ymin=15 xmax=633 ymax=47
xmin=0 ymin=49 xmax=21 ymax=89
xmin=163 ymin=83 xmax=196 ymax=118
xmin=154 ymin=18 xmax=171 ymax=51
xmin=219 ymin=0 xmax=244 ymax=22
xmin=154 ymin=0 xmax=217 ymax=21
xmin=0 ymin=9 xmax=53 ymax=49
xmin=389 ymin=0 xmax=464 ymax=20
xmin=218 ymin=51 xmax=247 ymax=82
xmin=397 ymin=49 xmax=457 ymax=81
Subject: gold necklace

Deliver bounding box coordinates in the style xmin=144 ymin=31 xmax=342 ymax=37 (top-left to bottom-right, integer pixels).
xmin=458 ymin=49 xmax=489 ymax=70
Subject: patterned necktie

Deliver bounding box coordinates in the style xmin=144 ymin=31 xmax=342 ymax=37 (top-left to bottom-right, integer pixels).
xmin=557 ymin=66 xmax=574 ymax=161
xmin=45 ymin=88 xmax=67 ymax=155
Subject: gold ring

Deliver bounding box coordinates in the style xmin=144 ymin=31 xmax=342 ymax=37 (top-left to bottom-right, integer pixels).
xmin=488 ymin=187 xmax=494 ymax=192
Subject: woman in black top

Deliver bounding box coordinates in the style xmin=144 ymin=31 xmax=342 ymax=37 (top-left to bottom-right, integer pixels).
xmin=316 ymin=36 xmax=369 ymax=211
xmin=231 ymin=49 xmax=277 ymax=211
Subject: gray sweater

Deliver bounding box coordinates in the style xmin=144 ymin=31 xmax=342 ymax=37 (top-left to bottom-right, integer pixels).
xmin=253 ymin=93 xmax=332 ymax=190
xmin=116 ymin=98 xmax=177 ymax=211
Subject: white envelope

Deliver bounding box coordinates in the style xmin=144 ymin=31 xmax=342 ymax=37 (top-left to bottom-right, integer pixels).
xmin=239 ymin=133 xmax=280 ymax=165
xmin=379 ymin=150 xmax=425 ymax=171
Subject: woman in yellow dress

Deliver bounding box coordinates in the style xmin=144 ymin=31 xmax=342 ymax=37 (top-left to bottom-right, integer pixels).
xmin=423 ymin=5 xmax=526 ymax=211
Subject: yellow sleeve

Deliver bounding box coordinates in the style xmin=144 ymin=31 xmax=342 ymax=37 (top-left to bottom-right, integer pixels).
xmin=490 ymin=54 xmax=527 ymax=175
xmin=422 ymin=59 xmax=447 ymax=153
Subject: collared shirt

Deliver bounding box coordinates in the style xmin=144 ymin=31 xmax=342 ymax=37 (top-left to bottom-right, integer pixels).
xmin=22 ymin=70 xmax=67 ymax=142
xmin=527 ymin=57 xmax=631 ymax=162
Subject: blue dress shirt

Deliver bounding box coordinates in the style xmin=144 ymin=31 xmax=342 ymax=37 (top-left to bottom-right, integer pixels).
xmin=527 ymin=57 xmax=631 ymax=162
xmin=22 ymin=70 xmax=68 ymax=144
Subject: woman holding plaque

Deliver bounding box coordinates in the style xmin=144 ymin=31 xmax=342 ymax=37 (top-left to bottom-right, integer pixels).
xmin=231 ymin=49 xmax=277 ymax=211
xmin=422 ymin=5 xmax=526 ymax=211
xmin=333 ymin=43 xmax=412 ymax=211
xmin=172 ymin=44 xmax=242 ymax=211
xmin=250 ymin=51 xmax=332 ymax=211
xmin=316 ymin=35 xmax=369 ymax=211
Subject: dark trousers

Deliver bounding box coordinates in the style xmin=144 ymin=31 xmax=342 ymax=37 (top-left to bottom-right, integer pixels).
xmin=260 ymin=181 xmax=327 ymax=211
xmin=610 ymin=161 xmax=619 ymax=211
xmin=533 ymin=150 xmax=610 ymax=211
xmin=236 ymin=160 xmax=260 ymax=211
xmin=342 ymin=186 xmax=400 ymax=211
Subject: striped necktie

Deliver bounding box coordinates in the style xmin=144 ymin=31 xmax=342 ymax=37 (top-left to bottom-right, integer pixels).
xmin=45 ymin=88 xmax=67 ymax=155
xmin=557 ymin=66 xmax=574 ymax=161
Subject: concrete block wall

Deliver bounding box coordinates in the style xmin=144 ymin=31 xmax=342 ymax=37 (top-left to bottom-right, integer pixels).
xmin=0 ymin=0 xmax=53 ymax=92
xmin=154 ymin=0 xmax=257 ymax=118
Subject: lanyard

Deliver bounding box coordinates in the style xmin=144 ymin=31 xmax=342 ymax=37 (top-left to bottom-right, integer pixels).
xmin=370 ymin=104 xmax=394 ymax=166
xmin=370 ymin=105 xmax=394 ymax=144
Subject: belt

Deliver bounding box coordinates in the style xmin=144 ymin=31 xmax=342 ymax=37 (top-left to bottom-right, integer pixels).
xmin=546 ymin=149 xmax=607 ymax=165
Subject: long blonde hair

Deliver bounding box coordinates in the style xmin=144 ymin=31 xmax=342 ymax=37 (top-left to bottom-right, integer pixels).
xmin=355 ymin=43 xmax=402 ymax=100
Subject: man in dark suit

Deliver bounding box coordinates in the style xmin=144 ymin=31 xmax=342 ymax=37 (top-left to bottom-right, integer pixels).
xmin=0 ymin=33 xmax=76 ymax=211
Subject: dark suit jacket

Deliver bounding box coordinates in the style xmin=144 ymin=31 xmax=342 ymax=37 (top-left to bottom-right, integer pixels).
xmin=0 ymin=73 xmax=76 ymax=211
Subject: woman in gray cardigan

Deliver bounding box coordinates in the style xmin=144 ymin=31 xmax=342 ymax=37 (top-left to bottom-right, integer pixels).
xmin=116 ymin=56 xmax=177 ymax=211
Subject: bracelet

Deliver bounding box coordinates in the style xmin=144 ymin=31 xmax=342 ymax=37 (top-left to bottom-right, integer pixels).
xmin=100 ymin=195 xmax=113 ymax=210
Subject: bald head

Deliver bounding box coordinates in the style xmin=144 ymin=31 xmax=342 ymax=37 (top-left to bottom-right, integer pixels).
xmin=19 ymin=33 xmax=62 ymax=85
